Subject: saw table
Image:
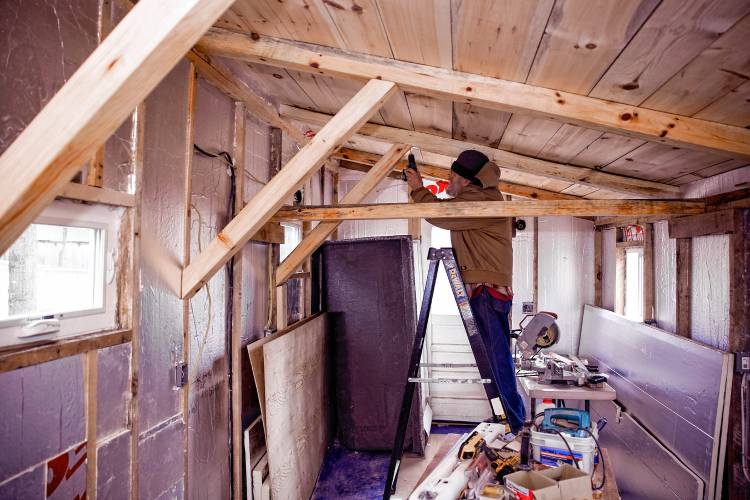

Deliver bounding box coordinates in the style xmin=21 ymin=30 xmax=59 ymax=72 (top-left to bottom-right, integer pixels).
xmin=519 ymin=375 xmax=616 ymax=419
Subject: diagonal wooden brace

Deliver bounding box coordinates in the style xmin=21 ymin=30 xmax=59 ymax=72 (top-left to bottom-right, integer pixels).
xmin=276 ymin=143 xmax=410 ymax=285
xmin=180 ymin=79 xmax=398 ymax=298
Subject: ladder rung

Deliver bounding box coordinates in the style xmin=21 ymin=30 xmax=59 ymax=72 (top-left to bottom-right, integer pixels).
xmin=408 ymin=377 xmax=492 ymax=384
xmin=418 ymin=362 xmax=477 ymax=368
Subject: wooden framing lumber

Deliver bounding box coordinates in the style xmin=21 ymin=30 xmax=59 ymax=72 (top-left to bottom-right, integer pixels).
xmin=643 ymin=224 xmax=654 ymax=323
xmin=276 ymin=143 xmax=409 ymax=284
xmin=181 ymin=79 xmax=397 ymax=298
xmin=594 ymin=228 xmax=602 ymax=307
xmin=0 ymin=0 xmax=235 ymax=256
xmin=186 ymin=50 xmax=308 ymax=145
xmin=59 ymin=182 xmax=136 ymax=207
xmin=0 ymin=329 xmax=131 ymax=373
xmin=669 ymin=209 xmax=736 ymax=239
xmin=85 ymin=349 xmax=98 ymax=500
xmin=676 ymin=238 xmax=691 ymax=337
xmin=335 ymin=148 xmax=582 ymax=200
xmin=272 ymin=200 xmax=705 ymax=222
xmin=282 ymin=105 xmax=679 ymax=198
xmin=197 ymin=28 xmax=750 ymax=159
xmin=594 ymin=215 xmax=671 ymax=228
xmin=251 ymin=222 xmax=285 ymax=244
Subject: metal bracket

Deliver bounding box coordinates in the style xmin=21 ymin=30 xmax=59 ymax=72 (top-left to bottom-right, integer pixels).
xmin=173 ymin=362 xmax=188 ymax=388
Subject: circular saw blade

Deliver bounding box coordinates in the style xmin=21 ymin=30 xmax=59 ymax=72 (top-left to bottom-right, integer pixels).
xmin=535 ymin=321 xmax=559 ymax=349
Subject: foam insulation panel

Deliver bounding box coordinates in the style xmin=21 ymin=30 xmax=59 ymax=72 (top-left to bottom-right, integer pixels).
xmin=0 ymin=355 xmax=84 ymax=481
xmin=681 ymin=165 xmax=750 ymax=198
xmin=591 ymin=400 xmax=703 ymax=499
xmin=97 ymin=430 xmax=130 ymax=499
xmin=601 ymin=228 xmax=616 ymax=311
xmin=511 ymin=217 xmax=534 ymax=329
xmin=654 ymin=221 xmax=677 ymax=333
xmin=317 ymin=237 xmax=424 ymax=453
xmin=579 ymin=305 xmax=732 ymax=498
xmin=45 ymin=442 xmax=87 ymax=499
xmin=337 ymin=170 xmax=410 ymax=239
xmin=537 ymin=217 xmax=595 ymax=354
xmin=0 ymin=464 xmax=44 ymax=498
xmin=138 ymin=417 xmax=185 ymax=499
xmin=264 ymin=314 xmax=330 ymax=500
xmin=97 ymin=343 xmax=131 ymax=439
xmin=690 ymin=235 xmax=730 ymax=350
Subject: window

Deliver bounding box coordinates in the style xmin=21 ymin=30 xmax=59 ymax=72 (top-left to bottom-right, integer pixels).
xmin=0 ymin=200 xmax=119 ymax=345
xmin=624 ymin=247 xmax=644 ymax=321
xmin=280 ymin=223 xmax=301 ymax=260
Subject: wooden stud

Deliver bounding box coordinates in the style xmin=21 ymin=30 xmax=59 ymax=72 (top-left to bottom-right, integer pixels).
xmin=594 ymin=215 xmax=672 ymax=229
xmin=128 ymin=101 xmax=145 ymax=500
xmin=85 ymin=349 xmax=98 ymax=500
xmin=276 ymin=285 xmax=288 ymax=331
xmin=615 ymin=247 xmax=625 ymax=316
xmin=643 ymin=224 xmax=655 ymax=323
xmin=181 ymin=79 xmax=397 ymax=298
xmin=196 ymin=28 xmax=750 ymax=159
xmin=272 ymin=200 xmax=705 ymax=222
xmin=283 ymin=106 xmax=679 ymax=198
xmin=0 ymin=329 xmax=131 ymax=373
xmin=230 ymin=101 xmax=245 ymax=500
xmin=59 ymin=183 xmax=136 ymax=207
xmin=276 ymin=143 xmax=409 ymax=284
xmin=0 ymin=0 xmax=236 ymax=256
xmin=675 ymin=238 xmax=691 ymax=337
xmin=331 ymin=169 xmax=339 ymax=241
xmin=87 ymin=147 xmax=105 ymax=188
xmin=186 ymin=50 xmax=308 ymax=145
xmin=250 ymin=222 xmax=285 ymax=244
xmin=668 ymin=209 xmax=736 ymax=239
xmin=594 ymin=228 xmax=602 ymax=307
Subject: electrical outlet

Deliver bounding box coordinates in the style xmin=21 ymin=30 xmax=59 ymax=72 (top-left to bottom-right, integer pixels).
xmin=173 ymin=362 xmax=188 ymax=388
xmin=522 ymin=302 xmax=535 ymax=314
xmin=736 ymin=353 xmax=750 ymax=373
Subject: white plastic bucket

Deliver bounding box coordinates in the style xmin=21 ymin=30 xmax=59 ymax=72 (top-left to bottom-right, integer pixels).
xmin=530 ymin=429 xmax=597 ymax=474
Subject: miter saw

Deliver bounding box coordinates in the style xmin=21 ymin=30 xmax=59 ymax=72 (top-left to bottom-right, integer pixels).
xmin=512 ymin=312 xmax=607 ymax=387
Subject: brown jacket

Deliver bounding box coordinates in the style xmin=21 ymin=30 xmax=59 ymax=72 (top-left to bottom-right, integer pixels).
xmin=411 ymin=161 xmax=513 ymax=286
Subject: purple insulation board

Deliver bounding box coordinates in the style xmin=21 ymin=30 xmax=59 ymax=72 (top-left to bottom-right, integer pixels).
xmin=97 ymin=431 xmax=130 ymax=500
xmin=317 ymin=236 xmax=424 ymax=454
xmin=138 ymin=417 xmax=184 ymax=499
xmin=578 ymin=305 xmax=731 ymax=500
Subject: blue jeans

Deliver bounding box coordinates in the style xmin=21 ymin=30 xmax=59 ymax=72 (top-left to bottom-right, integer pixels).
xmin=469 ymin=288 xmax=525 ymax=432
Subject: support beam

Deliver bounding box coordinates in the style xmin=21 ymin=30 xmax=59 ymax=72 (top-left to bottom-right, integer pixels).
xmin=186 ymin=50 xmax=308 ymax=145
xmin=181 ymin=79 xmax=398 ymax=298
xmin=273 ymin=200 xmax=705 ymax=222
xmin=197 ymin=28 xmax=750 ymax=159
xmin=0 ymin=0 xmax=236 ymax=256
xmin=276 ymin=143 xmax=409 ymax=284
xmin=335 ymin=148 xmax=582 ymax=200
xmin=59 ymin=182 xmax=136 ymax=207
xmin=676 ymin=238 xmax=692 ymax=337
xmin=282 ymin=106 xmax=678 ymax=198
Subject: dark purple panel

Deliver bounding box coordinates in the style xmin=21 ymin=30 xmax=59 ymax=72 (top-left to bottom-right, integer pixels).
xmin=138 ymin=418 xmax=184 ymax=499
xmin=319 ymin=236 xmax=424 ymax=453
xmin=97 ymin=431 xmax=130 ymax=500
xmin=0 ymin=464 xmax=44 ymax=498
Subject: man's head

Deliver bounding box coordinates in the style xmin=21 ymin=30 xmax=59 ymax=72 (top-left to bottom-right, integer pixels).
xmin=446 ymin=150 xmax=489 ymax=197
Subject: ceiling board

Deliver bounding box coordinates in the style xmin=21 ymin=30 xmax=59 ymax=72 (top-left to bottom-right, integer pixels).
xmin=560 ymin=184 xmax=600 ymax=197
xmin=405 ymin=94 xmax=452 ymax=137
xmin=570 ymin=133 xmax=645 ymax=169
xmin=537 ymin=124 xmax=603 ymax=164
xmin=238 ymin=62 xmax=317 ymax=110
xmin=603 ymin=142 xmax=731 ymax=182
xmin=452 ymin=103 xmax=511 ymax=147
xmin=590 ymin=0 xmax=750 ymax=105
xmin=498 ymin=115 xmax=563 ymax=157
xmin=692 ymin=159 xmax=748 ymax=178
xmin=215 ymin=3 xmax=290 ymax=38
xmin=694 ymin=80 xmax=750 ymax=127
xmin=642 ymin=14 xmax=750 ymax=115
xmin=321 ymin=0 xmax=393 ymax=57
xmin=379 ymin=91 xmax=415 ymax=130
xmin=527 ymin=0 xmax=658 ymax=94
xmin=451 ymin=0 xmax=553 ymax=82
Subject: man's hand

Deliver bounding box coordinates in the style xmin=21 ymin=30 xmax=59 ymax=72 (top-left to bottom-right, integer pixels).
xmin=405 ymin=166 xmax=423 ymax=190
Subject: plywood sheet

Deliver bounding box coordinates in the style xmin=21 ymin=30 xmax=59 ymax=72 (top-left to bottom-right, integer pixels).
xmin=263 ymin=313 xmax=330 ymax=500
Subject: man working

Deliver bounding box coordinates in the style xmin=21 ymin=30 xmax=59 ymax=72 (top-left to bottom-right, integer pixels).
xmin=405 ymin=149 xmax=525 ymax=433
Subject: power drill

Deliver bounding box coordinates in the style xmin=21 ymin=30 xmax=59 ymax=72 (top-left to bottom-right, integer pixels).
xmin=401 ymin=153 xmax=418 ymax=181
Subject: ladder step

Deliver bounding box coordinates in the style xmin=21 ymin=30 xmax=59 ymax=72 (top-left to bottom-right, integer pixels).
xmin=408 ymin=377 xmax=492 ymax=384
xmin=418 ymin=362 xmax=477 ymax=368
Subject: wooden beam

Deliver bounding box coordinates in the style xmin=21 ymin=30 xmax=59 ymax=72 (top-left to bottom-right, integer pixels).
xmin=283 ymin=105 xmax=679 ymax=198
xmin=197 ymin=28 xmax=750 ymax=159
xmin=615 ymin=246 xmax=625 ymax=316
xmin=0 ymin=0 xmax=235 ymax=256
xmin=250 ymin=222 xmax=285 ymax=244
xmin=59 ymin=182 xmax=136 ymax=207
xmin=594 ymin=214 xmax=672 ymax=228
xmin=276 ymin=143 xmax=409 ymax=284
xmin=186 ymin=50 xmax=308 ymax=145
xmin=668 ymin=209 xmax=736 ymax=239
xmin=335 ymin=148 xmax=582 ymax=200
xmin=0 ymin=329 xmax=131 ymax=373
xmin=643 ymin=224 xmax=655 ymax=323
xmin=272 ymin=200 xmax=705 ymax=222
xmin=181 ymin=79 xmax=398 ymax=298
xmin=85 ymin=349 xmax=98 ymax=500
xmin=594 ymin=228 xmax=602 ymax=307
xmin=676 ymin=238 xmax=691 ymax=337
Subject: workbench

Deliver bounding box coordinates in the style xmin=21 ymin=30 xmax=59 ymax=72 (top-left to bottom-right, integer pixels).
xmin=518 ymin=375 xmax=616 ymax=418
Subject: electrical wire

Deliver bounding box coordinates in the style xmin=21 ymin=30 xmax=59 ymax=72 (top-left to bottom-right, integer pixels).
xmin=580 ymin=427 xmax=606 ymax=491
xmin=188 ymin=203 xmax=212 ymax=384
xmin=194 ymin=143 xmax=267 ymax=186
xmin=550 ymin=429 xmax=580 ymax=471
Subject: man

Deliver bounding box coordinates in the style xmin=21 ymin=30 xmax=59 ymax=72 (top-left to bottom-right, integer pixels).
xmin=405 ymin=149 xmax=525 ymax=432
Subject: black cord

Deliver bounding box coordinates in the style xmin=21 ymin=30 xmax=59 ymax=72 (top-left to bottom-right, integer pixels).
xmin=550 ymin=429 xmax=580 ymax=470
xmin=580 ymin=427 xmax=606 ymax=490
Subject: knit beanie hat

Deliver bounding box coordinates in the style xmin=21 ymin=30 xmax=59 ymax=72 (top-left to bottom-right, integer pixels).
xmin=451 ymin=150 xmax=489 ymax=186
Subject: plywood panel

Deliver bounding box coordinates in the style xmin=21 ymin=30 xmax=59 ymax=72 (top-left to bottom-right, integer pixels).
xmin=695 ymin=79 xmax=750 ymax=127
xmin=376 ymin=0 xmax=452 ymax=68
xmin=590 ymin=0 xmax=750 ymax=105
xmin=643 ymin=14 xmax=750 ymax=115
xmin=527 ymin=0 xmax=658 ymax=94
xmin=451 ymin=0 xmax=553 ymax=82
xmin=263 ymin=314 xmax=329 ymax=500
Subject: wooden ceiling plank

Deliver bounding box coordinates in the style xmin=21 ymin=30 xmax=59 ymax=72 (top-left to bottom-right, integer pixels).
xmin=695 ymin=79 xmax=750 ymax=127
xmin=498 ymin=115 xmax=564 ymax=158
xmin=405 ymin=93 xmax=453 ymax=138
xmin=537 ymin=125 xmax=604 ymax=165
xmin=181 ymin=79 xmax=397 ymax=298
xmin=321 ymin=0 xmax=393 ymax=58
xmin=197 ymin=28 xmax=750 ymax=158
xmin=569 ymin=133 xmax=645 ymax=169
xmin=214 ymin=2 xmax=290 ymax=38
xmin=272 ymin=200 xmax=706 ymax=222
xmin=527 ymin=0 xmax=659 ymax=94
xmin=0 ymin=0 xmax=235 ymax=255
xmin=643 ymin=14 xmax=750 ymax=115
xmin=451 ymin=0 xmax=554 ymax=82
xmin=590 ymin=0 xmax=750 ymax=105
xmin=282 ymin=105 xmax=679 ymax=198
xmin=379 ymin=90 xmax=415 ymax=130
xmin=239 ymin=63 xmax=318 ymax=111
xmin=452 ymin=103 xmax=511 ymax=148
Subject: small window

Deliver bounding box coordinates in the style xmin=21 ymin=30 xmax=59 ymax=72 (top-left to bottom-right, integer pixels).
xmin=624 ymin=247 xmax=644 ymax=321
xmin=280 ymin=223 xmax=301 ymax=261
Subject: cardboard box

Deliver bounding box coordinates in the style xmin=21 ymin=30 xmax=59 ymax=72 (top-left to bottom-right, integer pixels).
xmin=504 ymin=471 xmax=559 ymax=500
xmin=540 ymin=465 xmax=593 ymax=500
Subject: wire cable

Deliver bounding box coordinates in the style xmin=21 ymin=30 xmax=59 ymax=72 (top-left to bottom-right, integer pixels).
xmin=550 ymin=429 xmax=580 ymax=471
xmin=580 ymin=427 xmax=606 ymax=491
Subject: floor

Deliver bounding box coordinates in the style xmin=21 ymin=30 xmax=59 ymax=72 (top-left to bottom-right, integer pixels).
xmin=311 ymin=423 xmax=475 ymax=500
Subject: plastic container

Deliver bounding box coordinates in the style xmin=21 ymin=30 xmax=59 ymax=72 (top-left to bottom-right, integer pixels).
xmin=531 ymin=429 xmax=598 ymax=473
xmin=534 ymin=398 xmax=555 ymax=415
